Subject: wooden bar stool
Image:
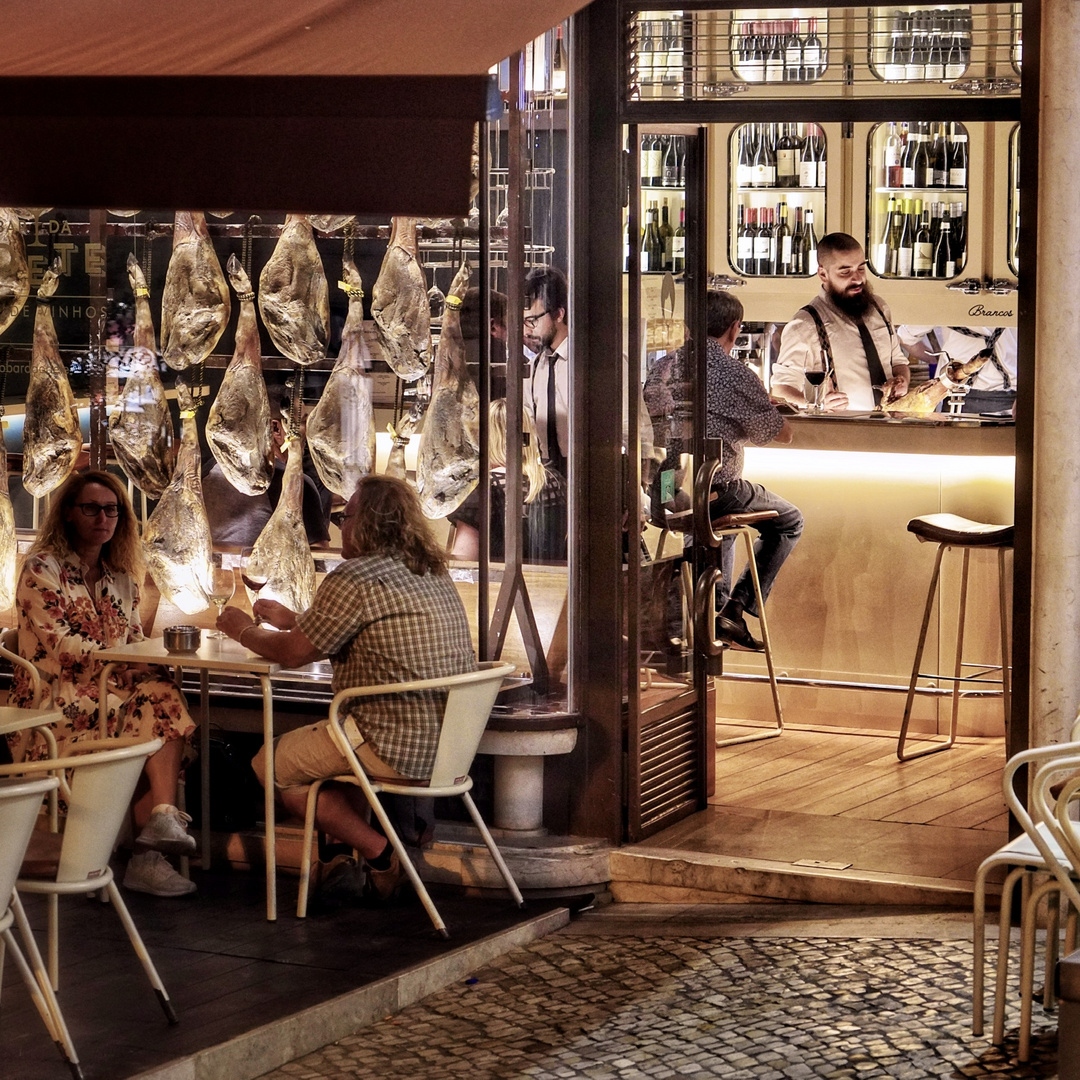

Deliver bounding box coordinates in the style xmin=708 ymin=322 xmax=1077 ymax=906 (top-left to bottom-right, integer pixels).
xmin=896 ymin=513 xmax=1013 ymax=762
xmin=693 ymin=509 xmax=784 ymax=748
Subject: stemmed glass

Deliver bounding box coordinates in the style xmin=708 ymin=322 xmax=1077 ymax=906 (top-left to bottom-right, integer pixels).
xmin=207 ymin=563 xmax=235 ymax=640
xmin=239 ymin=547 xmax=269 ymax=602
xmin=803 ymin=355 xmax=827 ymax=413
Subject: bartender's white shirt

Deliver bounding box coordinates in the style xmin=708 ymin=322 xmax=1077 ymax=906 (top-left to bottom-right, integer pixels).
xmin=772 ymin=290 xmax=908 ymax=411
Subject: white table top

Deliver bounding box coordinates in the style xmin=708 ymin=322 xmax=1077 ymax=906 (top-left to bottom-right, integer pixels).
xmin=97 ymin=635 xmax=282 ymax=676
xmin=0 ymin=705 xmax=64 ymax=738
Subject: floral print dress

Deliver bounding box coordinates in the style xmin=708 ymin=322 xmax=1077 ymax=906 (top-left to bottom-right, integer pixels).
xmin=7 ymin=551 xmax=194 ymax=761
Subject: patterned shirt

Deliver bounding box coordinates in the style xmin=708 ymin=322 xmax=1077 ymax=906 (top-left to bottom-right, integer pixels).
xmin=705 ymin=339 xmax=785 ymax=484
xmin=295 ymin=553 xmax=476 ymax=779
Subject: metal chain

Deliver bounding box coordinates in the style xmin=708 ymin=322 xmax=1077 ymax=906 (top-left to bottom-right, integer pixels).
xmin=343 ymin=219 xmax=355 ymax=265
xmin=0 ymin=346 xmax=8 ymax=419
xmin=290 ymin=364 xmax=303 ymax=440
xmin=242 ymin=215 xmax=260 ymax=278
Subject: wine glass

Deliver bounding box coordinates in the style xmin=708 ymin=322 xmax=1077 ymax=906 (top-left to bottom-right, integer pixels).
xmin=803 ymin=355 xmax=827 ymax=413
xmin=239 ymin=547 xmax=270 ymax=607
xmin=207 ymin=566 xmax=235 ymax=640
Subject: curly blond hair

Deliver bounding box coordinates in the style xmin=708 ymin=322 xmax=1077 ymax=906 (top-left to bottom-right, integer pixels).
xmin=29 ymin=470 xmax=144 ymax=578
xmin=348 ymin=475 xmax=448 ymax=577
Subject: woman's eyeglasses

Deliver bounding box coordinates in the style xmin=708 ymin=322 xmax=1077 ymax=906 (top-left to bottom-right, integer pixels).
xmin=74 ymin=502 xmax=120 ymax=518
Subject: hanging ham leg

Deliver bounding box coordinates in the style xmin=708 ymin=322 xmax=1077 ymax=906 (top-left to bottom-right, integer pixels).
xmin=0 ymin=432 xmax=16 ymax=611
xmin=246 ymin=438 xmax=316 ymax=613
xmin=258 ymin=214 xmax=329 ymax=366
xmin=160 ymin=211 xmax=230 ymax=371
xmin=306 ymin=257 xmax=375 ymax=498
xmin=371 ymin=217 xmax=431 ymax=381
xmin=207 ymin=256 xmax=274 ymax=495
xmin=23 ymin=258 xmax=82 ymax=498
xmin=143 ymin=403 xmax=213 ymax=614
xmin=416 ymin=261 xmax=479 ymax=518
xmin=108 ymin=254 xmax=175 ymax=498
xmin=0 ymin=208 xmax=30 ymax=337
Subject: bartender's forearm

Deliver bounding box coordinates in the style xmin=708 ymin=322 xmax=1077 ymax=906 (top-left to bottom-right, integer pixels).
xmin=770 ymin=382 xmax=806 ymax=408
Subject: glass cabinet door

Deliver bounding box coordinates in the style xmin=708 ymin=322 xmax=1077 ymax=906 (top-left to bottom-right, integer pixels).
xmin=1008 ymin=123 xmax=1019 ymax=274
xmin=866 ymin=121 xmax=969 ymax=281
xmin=634 ymin=131 xmax=688 ymax=274
xmin=868 ymin=5 xmax=974 ymax=83
xmin=729 ymin=7 xmax=831 ymax=85
xmin=730 ymin=122 xmax=826 ymax=278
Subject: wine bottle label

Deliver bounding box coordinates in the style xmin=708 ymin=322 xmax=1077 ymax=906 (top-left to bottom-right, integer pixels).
xmin=945 ymin=259 xmax=956 ymax=277
xmin=799 ymin=161 xmax=817 ymax=187
xmin=753 ymin=236 xmax=771 ymax=259
xmin=640 ymin=250 xmax=649 ymax=272
xmin=885 ymin=146 xmax=901 ymax=169
xmin=897 ymin=248 xmax=913 ymax=276
xmin=737 ymin=163 xmax=751 ymax=186
xmin=777 ymin=149 xmax=797 ymax=179
xmin=913 ymin=243 xmax=933 ymax=272
xmin=807 ymin=250 xmax=818 ymax=274
xmin=901 ymin=166 xmax=915 ymax=187
xmin=816 ymin=162 xmax=826 ymax=188
xmin=874 ymin=244 xmax=888 ymax=271
xmin=804 ymin=46 xmax=821 ymax=72
xmin=781 ymin=236 xmax=793 ymax=263
xmin=663 ymin=165 xmax=678 ymax=186
xmin=948 ymin=168 xmax=967 ymax=187
xmin=673 ymin=236 xmax=686 ymax=258
xmin=925 ymin=62 xmax=944 ymax=80
xmin=751 ymin=164 xmax=769 ymax=185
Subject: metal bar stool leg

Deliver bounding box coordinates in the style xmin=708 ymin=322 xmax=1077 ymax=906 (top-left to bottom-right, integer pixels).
xmin=714 ymin=525 xmax=783 ymax=749
xmin=897 ymin=543 xmax=948 ymax=761
xmin=998 ymin=547 xmax=1012 ymax=736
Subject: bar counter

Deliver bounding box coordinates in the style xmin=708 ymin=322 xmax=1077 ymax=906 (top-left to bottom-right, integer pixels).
xmin=718 ymin=412 xmax=1015 ymax=741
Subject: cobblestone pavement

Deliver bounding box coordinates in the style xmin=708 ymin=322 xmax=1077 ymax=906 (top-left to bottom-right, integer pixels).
xmin=258 ymin=915 xmax=1059 ymax=1080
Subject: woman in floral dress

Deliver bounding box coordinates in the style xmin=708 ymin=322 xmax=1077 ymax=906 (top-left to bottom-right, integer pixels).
xmin=9 ymin=470 xmax=198 ymax=897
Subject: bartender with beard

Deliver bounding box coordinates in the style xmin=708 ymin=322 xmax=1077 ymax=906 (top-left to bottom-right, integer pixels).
xmin=771 ymin=232 xmax=910 ymax=412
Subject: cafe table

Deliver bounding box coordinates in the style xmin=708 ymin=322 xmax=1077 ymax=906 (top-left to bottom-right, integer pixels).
xmin=96 ymin=635 xmax=283 ymax=920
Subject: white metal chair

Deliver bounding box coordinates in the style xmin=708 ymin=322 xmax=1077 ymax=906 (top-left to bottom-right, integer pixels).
xmin=972 ymin=721 xmax=1080 ymax=1060
xmin=0 ymin=737 xmax=178 ymax=1022
xmin=0 ymin=774 xmax=83 ymax=1080
xmin=296 ymin=661 xmax=524 ymax=936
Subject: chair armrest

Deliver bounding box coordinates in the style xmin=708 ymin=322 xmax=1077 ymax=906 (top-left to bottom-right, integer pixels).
xmin=329 ymin=662 xmax=516 ymax=715
xmin=0 ymin=639 xmax=41 ymax=708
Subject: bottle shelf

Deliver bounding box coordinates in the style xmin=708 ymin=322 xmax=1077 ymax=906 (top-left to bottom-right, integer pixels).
xmin=737 ymin=186 xmax=825 ymax=194
xmin=874 ymin=186 xmax=967 ymax=195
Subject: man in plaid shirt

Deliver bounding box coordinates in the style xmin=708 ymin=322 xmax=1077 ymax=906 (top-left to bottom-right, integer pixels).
xmin=219 ymin=476 xmax=476 ymax=900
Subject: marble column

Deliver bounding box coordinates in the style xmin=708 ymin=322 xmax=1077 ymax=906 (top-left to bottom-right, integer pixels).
xmin=1032 ymin=0 xmax=1080 ymax=746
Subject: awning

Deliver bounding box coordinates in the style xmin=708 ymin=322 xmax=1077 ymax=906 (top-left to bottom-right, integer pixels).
xmin=0 ymin=0 xmax=590 ymax=214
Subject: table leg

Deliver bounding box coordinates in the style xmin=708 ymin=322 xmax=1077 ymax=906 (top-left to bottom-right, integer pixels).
xmin=261 ymin=674 xmax=276 ymax=921
xmin=200 ymin=668 xmax=211 ymax=871
xmin=97 ymin=663 xmax=117 ymax=736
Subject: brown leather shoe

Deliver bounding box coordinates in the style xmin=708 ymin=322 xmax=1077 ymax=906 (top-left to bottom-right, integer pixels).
xmin=716 ymin=613 xmax=764 ymax=652
xmin=366 ymin=850 xmax=406 ymax=901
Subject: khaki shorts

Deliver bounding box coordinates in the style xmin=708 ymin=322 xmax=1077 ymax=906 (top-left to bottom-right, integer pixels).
xmin=253 ymin=718 xmax=410 ymax=792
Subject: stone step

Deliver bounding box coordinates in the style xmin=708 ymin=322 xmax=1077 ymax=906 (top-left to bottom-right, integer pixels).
xmin=609 ymin=847 xmax=990 ymax=908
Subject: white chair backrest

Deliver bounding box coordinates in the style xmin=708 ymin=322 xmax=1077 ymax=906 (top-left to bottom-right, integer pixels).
xmin=1030 ymin=752 xmax=1080 ymax=912
xmin=428 ymin=662 xmax=516 ymax=787
xmin=56 ymin=739 xmax=162 ymax=884
xmin=0 ymin=776 xmax=59 ymax=910
xmin=0 ymin=626 xmax=41 ymax=707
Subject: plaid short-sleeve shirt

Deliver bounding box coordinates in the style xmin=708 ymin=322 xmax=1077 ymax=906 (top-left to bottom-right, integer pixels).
xmin=296 ymin=554 xmax=476 ymax=778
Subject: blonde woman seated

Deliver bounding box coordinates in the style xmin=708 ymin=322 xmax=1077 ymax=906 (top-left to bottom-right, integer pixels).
xmin=7 ymin=470 xmax=197 ymax=898
xmin=448 ymin=399 xmax=567 ymax=564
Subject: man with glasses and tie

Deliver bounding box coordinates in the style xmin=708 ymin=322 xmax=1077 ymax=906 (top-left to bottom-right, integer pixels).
xmin=522 ymin=266 xmax=570 ymax=477
xmin=770 ymin=232 xmax=910 ymax=413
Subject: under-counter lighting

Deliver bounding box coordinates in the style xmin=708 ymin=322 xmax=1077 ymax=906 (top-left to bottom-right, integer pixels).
xmin=745 ymin=447 xmax=1015 ymax=487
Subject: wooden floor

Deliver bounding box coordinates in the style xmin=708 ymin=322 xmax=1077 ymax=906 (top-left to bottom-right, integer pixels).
xmin=3 ymin=863 xmax=560 ymax=1080
xmin=649 ymin=724 xmax=1008 ymax=887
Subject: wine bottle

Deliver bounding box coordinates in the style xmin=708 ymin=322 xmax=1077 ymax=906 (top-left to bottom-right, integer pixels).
xmin=775 ymin=202 xmax=792 ymax=274
xmin=933 ymin=219 xmax=955 ymax=278
xmin=876 ymin=196 xmax=896 ymax=273
xmin=900 ymin=122 xmax=916 ymax=188
xmin=750 ymin=126 xmax=769 ymax=189
xmin=803 ymin=17 xmax=824 ymax=80
xmin=639 ymin=134 xmax=650 ymax=189
xmin=799 ymin=126 xmax=819 ymax=187
xmin=737 ymin=127 xmax=752 ymax=187
xmin=646 ymin=203 xmax=665 ymax=272
xmin=948 ymin=126 xmax=968 ymax=188
xmin=896 ymin=198 xmax=914 ymax=277
xmin=659 ymin=199 xmax=675 ymax=270
xmin=753 ymin=208 xmax=772 ymax=275
xmin=746 ymin=24 xmax=765 ymax=82
xmin=930 ymin=123 xmax=948 ymax=188
xmin=662 ymin=136 xmax=679 ymax=187
xmin=945 ymin=18 xmax=966 ymax=80
xmin=884 ymin=122 xmax=903 ymax=188
xmin=924 ymin=27 xmax=945 ymax=81
xmin=637 ymin=19 xmax=655 ymax=97
xmin=736 ymin=205 xmax=753 ymax=274
xmin=676 ymin=136 xmax=687 ymax=188
xmin=663 ymin=17 xmax=684 ymax=93
xmin=673 ymin=207 xmax=686 ymax=273
xmin=763 ymin=124 xmax=778 ymax=187
xmin=804 ymin=207 xmax=819 ymax=274
xmin=790 ymin=206 xmax=805 ymax=275
xmin=913 ymin=206 xmax=933 ymax=277
xmin=784 ymin=20 xmax=803 ymax=82
xmin=815 ymin=130 xmax=827 ymax=188
xmin=949 ymin=201 xmax=966 ymax=262
xmin=914 ymin=124 xmax=933 ymax=188
xmin=552 ymin=25 xmax=567 ymax=95
xmin=776 ymin=124 xmax=799 ymax=187
xmin=883 ymin=14 xmax=905 ymax=81
xmin=644 ymin=134 xmax=661 ymax=188
xmin=905 ymin=13 xmax=924 ymax=81
xmin=766 ymin=27 xmax=784 ymax=84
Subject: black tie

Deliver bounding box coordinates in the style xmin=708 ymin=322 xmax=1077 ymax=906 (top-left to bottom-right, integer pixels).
xmin=542 ymin=350 xmax=566 ymax=474
xmin=856 ymin=318 xmax=887 ymax=407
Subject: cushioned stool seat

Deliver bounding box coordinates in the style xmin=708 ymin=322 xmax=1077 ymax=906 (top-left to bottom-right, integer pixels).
xmin=897 ymin=514 xmax=1013 ymax=761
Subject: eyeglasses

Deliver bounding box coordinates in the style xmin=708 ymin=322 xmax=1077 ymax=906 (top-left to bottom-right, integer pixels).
xmin=330 ymin=509 xmax=358 ymax=528
xmin=74 ymin=502 xmax=120 ymax=518
xmin=523 ymin=308 xmax=554 ymax=330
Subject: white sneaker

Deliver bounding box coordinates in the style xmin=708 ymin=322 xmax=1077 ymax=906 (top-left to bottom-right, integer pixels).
xmin=135 ymin=804 xmax=197 ymax=856
xmin=123 ymin=851 xmax=197 ymax=897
